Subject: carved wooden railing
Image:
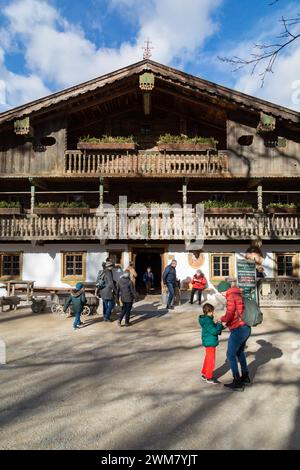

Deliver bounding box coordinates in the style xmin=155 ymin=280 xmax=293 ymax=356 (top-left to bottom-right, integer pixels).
xmin=64 ymin=150 xmax=229 ymax=176
xmin=258 ymin=278 xmax=300 ymax=306
xmin=1 ymin=213 xmax=300 ymax=241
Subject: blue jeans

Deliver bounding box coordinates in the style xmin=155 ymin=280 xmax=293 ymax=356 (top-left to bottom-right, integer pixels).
xmin=103 ymin=299 xmax=114 ymax=320
xmin=227 ymin=325 xmax=251 ymax=377
xmin=119 ymin=302 xmax=133 ymax=324
xmin=166 ymin=282 xmax=175 ymax=306
xmin=73 ymin=310 xmax=81 ymax=329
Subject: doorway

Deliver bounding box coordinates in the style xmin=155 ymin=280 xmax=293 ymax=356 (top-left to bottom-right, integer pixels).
xmin=133 ymin=249 xmax=164 ymax=294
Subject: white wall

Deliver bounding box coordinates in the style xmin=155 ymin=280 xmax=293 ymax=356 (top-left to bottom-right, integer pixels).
xmin=0 ymin=242 xmax=299 ymax=288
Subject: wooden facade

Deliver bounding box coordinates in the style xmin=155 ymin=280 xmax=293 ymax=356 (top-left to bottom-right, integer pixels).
xmin=1 ymin=59 xmax=300 ymax=294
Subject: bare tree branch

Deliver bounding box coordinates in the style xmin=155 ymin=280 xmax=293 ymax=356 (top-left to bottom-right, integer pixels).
xmin=218 ymin=2 xmax=300 ymax=86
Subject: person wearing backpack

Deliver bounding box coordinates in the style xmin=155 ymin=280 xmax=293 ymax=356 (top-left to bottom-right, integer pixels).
xmin=162 ymin=259 xmax=177 ymax=310
xmin=99 ymin=261 xmax=117 ymax=322
xmin=217 ymin=281 xmax=251 ymax=391
xmin=64 ymin=282 xmax=86 ymax=331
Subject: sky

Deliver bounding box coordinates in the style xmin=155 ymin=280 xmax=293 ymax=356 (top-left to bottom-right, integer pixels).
xmin=0 ymin=0 xmax=300 ymax=112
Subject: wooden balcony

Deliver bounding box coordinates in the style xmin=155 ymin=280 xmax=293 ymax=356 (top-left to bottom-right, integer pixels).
xmin=64 ymin=150 xmax=230 ymax=177
xmin=1 ymin=212 xmax=300 ymax=241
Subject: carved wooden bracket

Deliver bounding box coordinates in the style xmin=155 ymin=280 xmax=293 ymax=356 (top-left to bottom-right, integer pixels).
xmin=257 ymin=112 xmax=276 ymax=133
xmin=139 ymin=72 xmax=155 ymax=116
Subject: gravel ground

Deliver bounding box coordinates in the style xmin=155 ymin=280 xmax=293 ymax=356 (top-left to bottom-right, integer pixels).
xmin=0 ymin=298 xmax=299 ymax=450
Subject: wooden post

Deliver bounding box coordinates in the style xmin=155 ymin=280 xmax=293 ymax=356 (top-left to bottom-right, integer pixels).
xmin=183 ymin=178 xmax=188 ymax=206
xmin=99 ymin=177 xmax=104 ymax=208
xmin=30 ymin=179 xmax=35 ymax=215
xmin=257 ymin=185 xmax=263 ymax=212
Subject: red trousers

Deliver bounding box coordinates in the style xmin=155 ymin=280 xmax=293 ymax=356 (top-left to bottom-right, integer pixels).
xmin=201 ymin=347 xmax=216 ymax=380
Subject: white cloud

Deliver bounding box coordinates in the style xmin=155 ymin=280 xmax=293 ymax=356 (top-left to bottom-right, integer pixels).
xmin=0 ymin=45 xmax=50 ymax=111
xmin=0 ymin=0 xmax=223 ymax=109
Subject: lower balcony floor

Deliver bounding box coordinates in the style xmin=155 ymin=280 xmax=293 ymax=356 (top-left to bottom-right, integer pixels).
xmin=1 ymin=212 xmax=300 ymax=241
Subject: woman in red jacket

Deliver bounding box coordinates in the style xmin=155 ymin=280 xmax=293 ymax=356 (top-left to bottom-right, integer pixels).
xmin=217 ymin=281 xmax=251 ymax=391
xmin=190 ymin=270 xmax=207 ymax=305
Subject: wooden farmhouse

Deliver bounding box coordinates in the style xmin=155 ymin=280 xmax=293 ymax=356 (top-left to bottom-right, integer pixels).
xmin=0 ymin=59 xmax=300 ymax=304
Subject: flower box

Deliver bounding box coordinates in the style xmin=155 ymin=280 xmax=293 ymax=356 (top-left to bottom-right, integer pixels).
xmin=204 ymin=207 xmax=254 ymax=214
xmin=157 ymin=142 xmax=217 ymax=152
xmin=0 ymin=208 xmax=21 ymax=215
xmin=77 ymin=142 xmax=136 ymax=151
xmin=267 ymin=207 xmax=299 ymax=214
xmin=29 ymin=208 xmax=91 ymax=215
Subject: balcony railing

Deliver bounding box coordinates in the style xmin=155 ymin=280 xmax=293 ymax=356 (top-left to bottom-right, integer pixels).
xmin=64 ymin=150 xmax=229 ymax=177
xmin=1 ymin=212 xmax=300 ymax=241
xmin=258 ymin=278 xmax=300 ymax=306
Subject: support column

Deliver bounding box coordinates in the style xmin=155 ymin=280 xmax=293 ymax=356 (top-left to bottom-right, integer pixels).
xmin=99 ymin=177 xmax=104 ymax=208
xmin=29 ymin=178 xmax=35 ymax=215
xmin=257 ymin=185 xmax=263 ymax=212
xmin=183 ymin=178 xmax=188 ymax=206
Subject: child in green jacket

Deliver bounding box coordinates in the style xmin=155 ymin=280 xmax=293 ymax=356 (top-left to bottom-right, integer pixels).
xmin=199 ymin=303 xmax=224 ymax=384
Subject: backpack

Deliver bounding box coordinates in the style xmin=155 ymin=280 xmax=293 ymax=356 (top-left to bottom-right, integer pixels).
xmin=242 ymin=297 xmax=263 ymax=327
xmin=96 ymin=270 xmax=106 ymax=290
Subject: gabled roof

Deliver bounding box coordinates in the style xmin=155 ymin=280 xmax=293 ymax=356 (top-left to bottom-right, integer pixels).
xmin=0 ymin=59 xmax=299 ymax=125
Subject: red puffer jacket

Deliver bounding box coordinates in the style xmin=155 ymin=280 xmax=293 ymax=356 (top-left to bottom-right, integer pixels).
xmin=220 ymin=286 xmax=245 ymax=330
xmin=191 ymin=274 xmax=207 ymax=290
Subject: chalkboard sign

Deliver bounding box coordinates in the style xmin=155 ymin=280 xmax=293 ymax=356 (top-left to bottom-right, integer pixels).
xmin=237 ymin=260 xmax=257 ymax=299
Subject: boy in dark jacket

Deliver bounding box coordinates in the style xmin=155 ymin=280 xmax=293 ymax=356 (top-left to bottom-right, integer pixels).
xmin=64 ymin=282 xmax=87 ymax=330
xmin=199 ymin=303 xmax=224 ymax=384
xmin=117 ymin=272 xmax=137 ymax=326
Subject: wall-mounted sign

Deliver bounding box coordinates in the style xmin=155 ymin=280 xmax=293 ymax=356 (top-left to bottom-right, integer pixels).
xmin=237 ymin=259 xmax=257 ymax=299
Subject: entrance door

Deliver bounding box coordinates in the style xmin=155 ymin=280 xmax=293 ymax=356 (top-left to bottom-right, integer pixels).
xmin=134 ymin=250 xmax=163 ymax=294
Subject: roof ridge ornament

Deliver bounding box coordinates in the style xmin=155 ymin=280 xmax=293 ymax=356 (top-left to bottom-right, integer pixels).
xmin=142 ymin=39 xmax=153 ymax=60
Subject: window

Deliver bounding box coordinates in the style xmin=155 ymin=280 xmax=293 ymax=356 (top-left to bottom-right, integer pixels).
xmin=108 ymin=251 xmax=123 ymax=266
xmin=0 ymin=253 xmax=22 ymax=279
xmin=61 ymin=252 xmax=86 ymax=280
xmin=276 ymin=254 xmax=298 ymax=277
xmin=211 ymin=254 xmax=234 ymax=278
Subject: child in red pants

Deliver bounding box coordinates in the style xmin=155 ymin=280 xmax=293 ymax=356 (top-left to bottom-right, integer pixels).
xmin=199 ymin=303 xmax=224 ymax=384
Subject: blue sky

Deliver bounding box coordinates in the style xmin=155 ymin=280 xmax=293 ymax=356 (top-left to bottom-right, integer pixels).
xmin=0 ymin=0 xmax=299 ymax=111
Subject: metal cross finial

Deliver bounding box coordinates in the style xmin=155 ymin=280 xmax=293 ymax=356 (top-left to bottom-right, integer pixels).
xmin=142 ymin=39 xmax=153 ymax=60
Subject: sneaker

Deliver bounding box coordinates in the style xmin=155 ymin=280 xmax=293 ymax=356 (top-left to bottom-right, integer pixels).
xmin=125 ymin=322 xmax=132 ymax=327
xmin=206 ymin=378 xmax=219 ymax=385
xmin=201 ymin=374 xmax=207 ymax=381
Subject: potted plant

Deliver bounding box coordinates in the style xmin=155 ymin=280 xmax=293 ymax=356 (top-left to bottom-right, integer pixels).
xmin=266 ymin=203 xmax=299 ymax=214
xmin=0 ymin=201 xmax=21 ymax=214
xmin=31 ymin=201 xmax=90 ymax=215
xmin=157 ymin=134 xmax=218 ymax=151
xmin=77 ymin=135 xmax=137 ymax=151
xmin=201 ymin=200 xmax=254 ymax=214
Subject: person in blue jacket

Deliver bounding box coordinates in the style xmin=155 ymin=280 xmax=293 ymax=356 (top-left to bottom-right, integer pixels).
xmin=64 ymin=282 xmax=87 ymax=330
